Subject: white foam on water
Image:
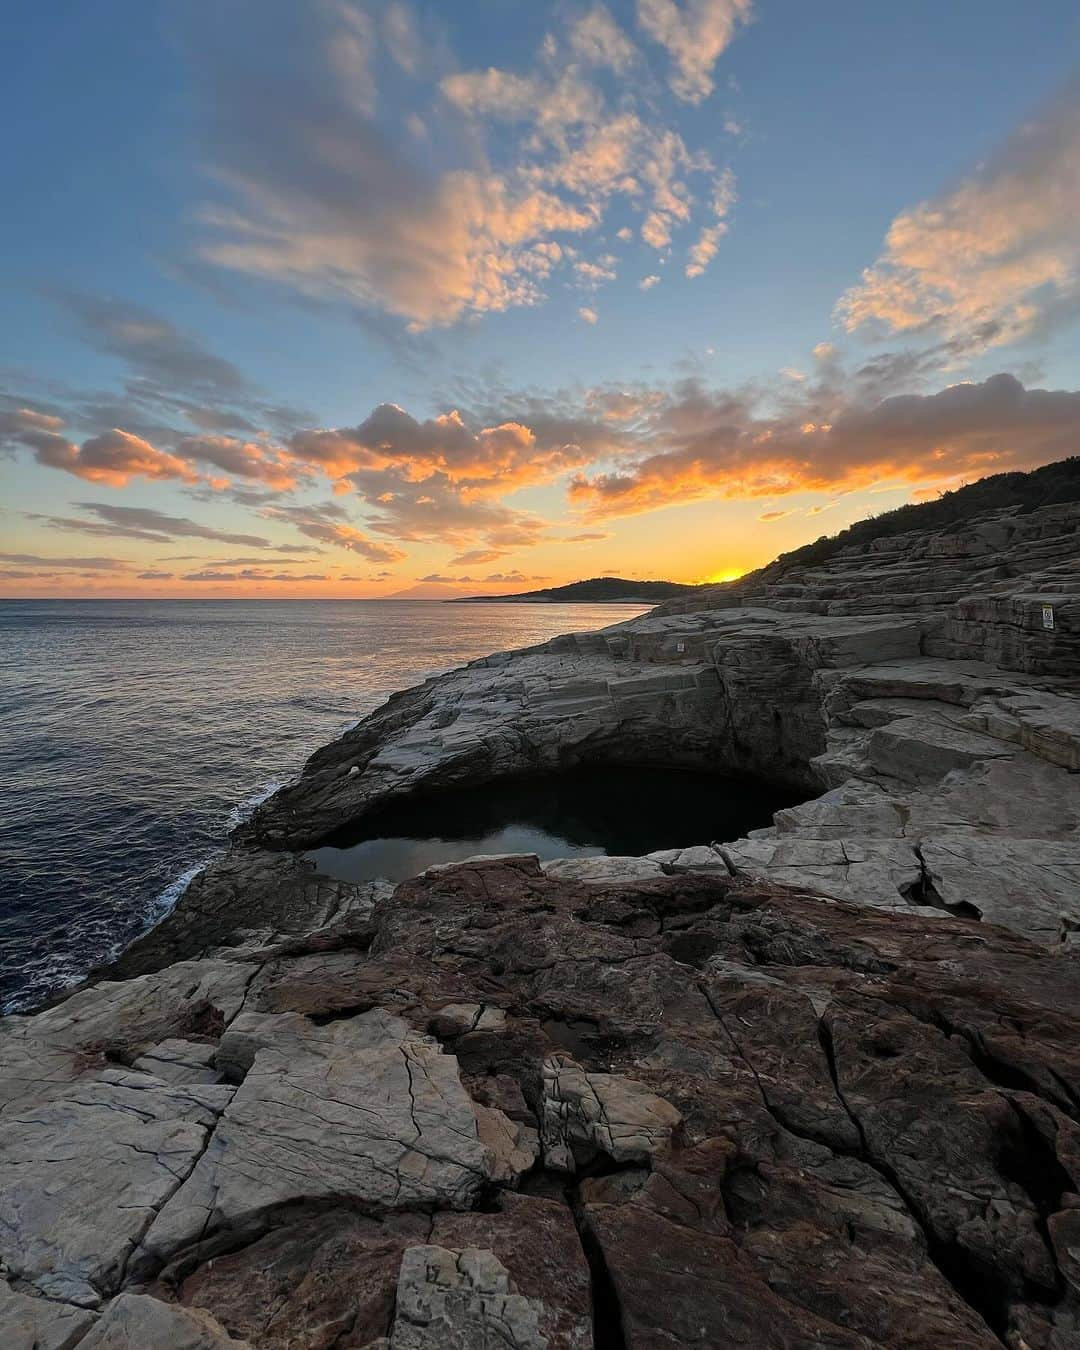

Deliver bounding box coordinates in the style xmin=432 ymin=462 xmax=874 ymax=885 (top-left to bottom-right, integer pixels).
xmin=225 ymin=778 xmax=288 ymax=831
xmin=146 ymin=858 xmax=212 ymax=925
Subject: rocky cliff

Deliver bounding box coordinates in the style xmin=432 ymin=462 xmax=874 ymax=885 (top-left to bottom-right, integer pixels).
xmin=2 ymin=493 xmax=1079 ymax=1347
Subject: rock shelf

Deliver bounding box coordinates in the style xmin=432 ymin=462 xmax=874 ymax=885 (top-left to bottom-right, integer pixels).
xmin=2 ymin=496 xmax=1079 ymax=1346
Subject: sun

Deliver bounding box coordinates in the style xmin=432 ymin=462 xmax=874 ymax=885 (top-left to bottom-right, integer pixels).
xmin=705 ymin=568 xmax=745 ymax=584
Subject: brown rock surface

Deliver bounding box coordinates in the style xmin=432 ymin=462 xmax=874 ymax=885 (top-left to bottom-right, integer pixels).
xmin=8 ymin=856 xmax=1080 ymax=1345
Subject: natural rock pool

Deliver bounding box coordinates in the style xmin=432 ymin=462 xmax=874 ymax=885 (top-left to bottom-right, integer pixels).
xmin=304 ymin=764 xmax=798 ymax=882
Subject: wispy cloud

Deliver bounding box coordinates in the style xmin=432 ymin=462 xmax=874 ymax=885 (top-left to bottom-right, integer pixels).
xmin=178 ymin=0 xmax=739 ymax=328
xmin=260 ymin=503 xmax=407 ymax=561
xmin=838 ymin=80 xmax=1080 ymax=355
xmin=0 ymin=552 xmax=133 ymax=571
xmin=32 ymin=503 xmax=283 ymax=548
xmin=49 ymin=289 xmax=250 ymax=397
xmin=636 ymin=0 xmax=753 ymax=103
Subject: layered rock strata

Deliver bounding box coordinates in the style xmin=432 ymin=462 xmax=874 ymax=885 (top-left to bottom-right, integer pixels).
xmin=2 ymin=496 xmax=1079 ymax=1346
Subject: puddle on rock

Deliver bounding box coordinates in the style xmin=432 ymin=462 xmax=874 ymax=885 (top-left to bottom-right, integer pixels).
xmin=305 ymin=764 xmax=798 ymax=883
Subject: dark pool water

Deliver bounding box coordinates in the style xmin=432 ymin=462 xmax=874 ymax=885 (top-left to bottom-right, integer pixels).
xmin=305 ymin=765 xmax=796 ymax=882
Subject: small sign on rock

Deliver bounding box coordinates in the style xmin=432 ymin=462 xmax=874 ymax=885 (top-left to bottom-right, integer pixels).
xmin=1042 ymin=604 xmax=1055 ymax=631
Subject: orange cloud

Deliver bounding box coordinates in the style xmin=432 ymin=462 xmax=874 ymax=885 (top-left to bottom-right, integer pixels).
xmin=636 ymin=0 xmax=753 ymax=103
xmin=568 ymin=373 xmax=1080 ymax=518
xmin=24 ymin=427 xmax=198 ymax=487
xmin=837 ymin=82 xmax=1080 ymax=354
xmin=177 ymin=436 xmax=305 ymax=490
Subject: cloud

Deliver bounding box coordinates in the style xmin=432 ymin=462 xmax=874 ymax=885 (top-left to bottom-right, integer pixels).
xmin=575 ymin=256 xmax=618 ymax=290
xmin=685 ymin=168 xmax=736 ymax=277
xmin=35 ymin=503 xmax=280 ymax=548
xmin=181 ymin=2 xmax=600 ymax=328
xmin=569 ymin=5 xmax=638 ymax=73
xmin=3 ymin=414 xmax=199 ymax=487
xmin=181 ymin=568 xmax=329 ymax=582
xmin=0 ymin=407 xmax=64 ymax=438
xmin=260 ymin=503 xmax=407 ymax=561
xmin=137 ymin=570 xmax=174 ymax=580
xmin=282 ymin=399 xmax=589 ymax=551
xmin=448 ymin=548 xmax=507 ymax=566
xmin=567 ymin=370 xmax=1080 ymax=518
xmin=441 ymin=67 xmax=602 ymax=128
xmin=838 ymin=81 xmax=1080 ymax=354
xmin=758 ymin=509 xmax=793 ymax=522
xmin=182 ymin=553 xmax=322 ymax=567
xmin=564 ymin=530 xmax=611 ymax=541
xmin=636 ymin=0 xmax=753 ymax=103
xmin=179 ymin=1 xmax=733 ymax=329
xmin=639 ymin=275 xmax=661 ymax=290
xmin=177 ymin=435 xmax=304 ymax=489
xmin=0 ymin=553 xmax=131 ymax=570
xmin=579 ymin=306 xmax=599 ymax=324
xmin=50 ymin=290 xmax=250 ymax=396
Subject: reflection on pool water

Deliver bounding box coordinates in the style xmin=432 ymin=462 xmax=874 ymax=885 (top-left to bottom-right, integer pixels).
xmin=305 ymin=765 xmax=798 ymax=883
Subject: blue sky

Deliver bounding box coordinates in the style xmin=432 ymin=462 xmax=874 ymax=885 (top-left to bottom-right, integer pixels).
xmin=2 ymin=1 xmax=1079 ymax=595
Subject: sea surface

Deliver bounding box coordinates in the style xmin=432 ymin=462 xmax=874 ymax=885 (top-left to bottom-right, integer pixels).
xmin=0 ymin=598 xmax=650 ymax=1011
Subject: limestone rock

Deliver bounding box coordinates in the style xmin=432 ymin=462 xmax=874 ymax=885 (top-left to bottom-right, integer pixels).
xmin=0 ymin=1283 xmax=96 ymax=1350
xmin=539 ymin=1054 xmax=681 ymax=1170
xmin=0 ymin=1070 xmax=231 ymax=1306
xmin=9 ymin=491 xmax=1080 ymax=1347
xmin=79 ymin=1293 xmax=249 ymax=1347
xmin=540 ymin=856 xmax=665 ymax=883
xmin=131 ymin=1038 xmax=224 ymax=1085
xmin=388 ymin=1245 xmax=548 ymax=1350
xmin=137 ymin=1009 xmax=486 ymax=1269
xmin=10 ymin=855 xmax=1080 ymax=1344
xmin=474 ymin=1103 xmax=540 ymax=1185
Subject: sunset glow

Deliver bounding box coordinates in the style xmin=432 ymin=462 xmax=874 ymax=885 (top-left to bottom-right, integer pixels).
xmin=3 ymin=3 xmax=1079 ymax=597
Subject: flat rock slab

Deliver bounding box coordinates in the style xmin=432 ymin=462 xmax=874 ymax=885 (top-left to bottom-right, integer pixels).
xmin=79 ymin=1293 xmax=249 ymax=1347
xmin=0 ymin=1283 xmax=96 ymax=1350
xmin=388 ymin=1245 xmax=548 ymax=1350
xmin=0 ymin=1069 xmax=232 ymax=1306
xmin=921 ymin=835 xmax=1080 ymax=941
xmin=139 ymin=1009 xmax=487 ymax=1268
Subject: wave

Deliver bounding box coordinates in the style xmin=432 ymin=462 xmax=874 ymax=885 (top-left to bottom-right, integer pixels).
xmin=225 ymin=778 xmax=290 ymax=831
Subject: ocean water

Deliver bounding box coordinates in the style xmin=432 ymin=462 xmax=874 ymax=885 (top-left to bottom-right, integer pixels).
xmin=0 ymin=599 xmax=649 ymax=1011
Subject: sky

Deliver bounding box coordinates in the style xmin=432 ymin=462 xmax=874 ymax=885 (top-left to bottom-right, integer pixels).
xmin=2 ymin=1 xmax=1079 ymax=599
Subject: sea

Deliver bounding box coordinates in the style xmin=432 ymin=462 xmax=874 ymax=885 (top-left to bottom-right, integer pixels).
xmin=0 ymin=598 xmax=650 ymax=1012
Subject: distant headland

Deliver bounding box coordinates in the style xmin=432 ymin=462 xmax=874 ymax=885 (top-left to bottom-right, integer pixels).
xmin=451 ymin=576 xmax=700 ymax=603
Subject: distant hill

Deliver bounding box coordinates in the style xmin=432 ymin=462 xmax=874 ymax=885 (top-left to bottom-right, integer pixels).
xmin=654 ymin=455 xmax=1080 ymax=616
xmin=775 ymin=456 xmax=1080 ymax=573
xmin=452 ymin=576 xmax=699 ymax=604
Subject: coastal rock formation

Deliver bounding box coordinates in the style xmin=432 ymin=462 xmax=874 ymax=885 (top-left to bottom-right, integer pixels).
xmin=3 ymin=489 xmax=1080 ymax=1345
xmin=111 ymin=497 xmax=1080 ymax=975
xmin=5 ymin=856 xmax=1080 ymax=1345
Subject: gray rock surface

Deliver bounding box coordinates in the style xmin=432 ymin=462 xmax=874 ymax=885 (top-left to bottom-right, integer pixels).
xmin=137 ymin=1009 xmax=487 ymax=1270
xmin=388 ymin=1246 xmax=548 ymax=1350
xmin=0 ymin=1070 xmax=232 ymax=1306
xmin=0 ymin=1284 xmax=96 ymax=1349
xmin=78 ymin=1293 xmax=249 ymax=1347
